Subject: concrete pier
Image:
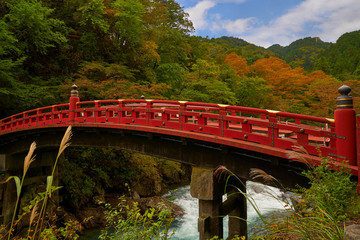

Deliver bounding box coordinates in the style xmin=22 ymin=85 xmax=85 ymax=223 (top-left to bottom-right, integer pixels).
xmin=190 ymin=167 xmax=247 ymax=239
xmin=0 ymin=150 xmax=59 ymax=225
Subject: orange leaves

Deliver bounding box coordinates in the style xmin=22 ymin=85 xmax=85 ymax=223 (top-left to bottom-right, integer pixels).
xmin=250 ymin=56 xmax=292 ymax=79
xmin=104 ymin=8 xmax=119 ymax=16
xmin=305 ymin=77 xmax=341 ymax=116
xmin=138 ymin=41 xmax=160 ymax=66
xmin=222 ymin=55 xmax=340 ymax=116
xmin=224 ymin=52 xmax=249 ymax=76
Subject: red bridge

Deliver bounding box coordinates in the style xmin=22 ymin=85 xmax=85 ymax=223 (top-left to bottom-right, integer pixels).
xmin=0 ymin=84 xmax=359 ymax=239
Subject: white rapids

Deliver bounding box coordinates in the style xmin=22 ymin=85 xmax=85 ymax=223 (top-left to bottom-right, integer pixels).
xmin=163 ymin=182 xmax=290 ymax=239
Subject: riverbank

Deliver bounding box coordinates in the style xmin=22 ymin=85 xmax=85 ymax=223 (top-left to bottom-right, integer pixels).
xmin=57 ymin=149 xmax=192 ymax=231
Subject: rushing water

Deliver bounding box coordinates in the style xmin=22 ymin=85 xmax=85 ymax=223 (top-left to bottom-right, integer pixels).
xmin=163 ymin=182 xmax=289 ymax=239
xmin=80 ymin=182 xmax=289 ymax=239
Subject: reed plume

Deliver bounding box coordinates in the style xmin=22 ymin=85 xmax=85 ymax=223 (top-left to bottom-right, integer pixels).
xmin=26 ymin=202 xmax=38 ymax=238
xmin=214 ymin=165 xmax=232 ymax=182
xmin=57 ymin=126 xmax=72 ymax=159
xmin=286 ymin=145 xmax=310 ymax=164
xmin=29 ymin=203 xmax=38 ymax=226
xmin=249 ymin=168 xmax=279 ymax=185
xmin=34 ymin=126 xmax=73 ymax=239
xmin=23 ymin=142 xmax=36 ymax=177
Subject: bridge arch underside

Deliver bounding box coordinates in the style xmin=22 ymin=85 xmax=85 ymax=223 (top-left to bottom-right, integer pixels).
xmin=0 ymin=126 xmax=309 ymax=188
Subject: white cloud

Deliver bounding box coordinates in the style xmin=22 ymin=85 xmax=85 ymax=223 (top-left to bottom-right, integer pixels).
xmin=185 ymin=0 xmax=247 ymax=30
xmin=241 ymin=0 xmax=360 ymax=47
xmin=316 ymin=1 xmax=360 ymax=42
xmin=213 ymin=0 xmax=246 ymax=2
xmin=211 ymin=17 xmax=256 ymax=35
xmin=184 ymin=0 xmax=360 ymax=48
xmin=185 ymin=1 xmax=216 ymax=30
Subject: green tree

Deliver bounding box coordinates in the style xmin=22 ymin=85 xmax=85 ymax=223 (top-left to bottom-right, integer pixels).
xmin=78 ymin=0 xmax=109 ymax=61
xmin=156 ymin=63 xmax=185 ymax=97
xmin=235 ymin=77 xmax=272 ymax=108
xmin=181 ymin=59 xmax=236 ymax=104
xmin=5 ymin=0 xmax=67 ymax=56
xmin=0 ymin=20 xmax=21 ymax=91
xmin=0 ymin=19 xmax=52 ymax=117
xmin=111 ymin=0 xmax=145 ymax=61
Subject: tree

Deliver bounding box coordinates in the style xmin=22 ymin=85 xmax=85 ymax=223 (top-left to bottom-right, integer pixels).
xmin=156 ymin=63 xmax=185 ymax=97
xmin=68 ymin=61 xmax=169 ymax=101
xmin=181 ymin=59 xmax=237 ymax=104
xmin=235 ymin=77 xmax=272 ymax=108
xmin=305 ymin=77 xmax=341 ymax=117
xmin=5 ymin=0 xmax=67 ymax=56
xmin=0 ymin=19 xmax=21 ymax=87
xmin=78 ymin=0 xmax=109 ymax=61
xmin=224 ymin=52 xmax=249 ymax=76
xmin=158 ymin=0 xmax=194 ymax=35
xmin=111 ymin=0 xmax=145 ymax=56
xmin=0 ymin=19 xmax=22 ymax=117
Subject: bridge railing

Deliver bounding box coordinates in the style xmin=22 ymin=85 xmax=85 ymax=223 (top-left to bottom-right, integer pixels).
xmin=0 ymin=98 xmax=339 ymax=163
xmin=2 ymin=84 xmax=359 ymax=191
xmin=0 ymin=103 xmax=70 ymax=132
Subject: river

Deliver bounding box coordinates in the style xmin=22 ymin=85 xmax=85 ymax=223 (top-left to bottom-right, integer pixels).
xmin=164 ymin=182 xmax=289 ymax=239
xmin=80 ymin=182 xmax=289 ymax=239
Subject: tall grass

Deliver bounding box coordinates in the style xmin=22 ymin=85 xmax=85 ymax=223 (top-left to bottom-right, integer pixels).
xmin=0 ymin=126 xmax=72 ymax=239
xmin=33 ymin=125 xmax=72 ymax=239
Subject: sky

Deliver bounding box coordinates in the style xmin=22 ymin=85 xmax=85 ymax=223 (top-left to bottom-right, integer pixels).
xmin=176 ymin=0 xmax=360 ymax=48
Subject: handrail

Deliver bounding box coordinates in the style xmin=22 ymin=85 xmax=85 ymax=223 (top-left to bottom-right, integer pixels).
xmin=0 ymin=99 xmax=340 ymax=165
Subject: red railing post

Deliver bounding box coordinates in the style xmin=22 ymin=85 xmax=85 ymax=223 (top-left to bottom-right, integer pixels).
xmin=334 ymin=85 xmax=356 ymax=166
xmin=69 ymin=84 xmax=80 ymax=123
xmin=118 ymin=100 xmax=125 ymax=123
xmin=267 ymin=110 xmax=279 ymax=147
xmin=179 ymin=101 xmax=187 ymax=130
xmin=219 ymin=105 xmax=229 ymax=137
xmin=356 ymin=115 xmax=360 ymax=193
xmin=146 ymin=100 xmax=153 ymax=126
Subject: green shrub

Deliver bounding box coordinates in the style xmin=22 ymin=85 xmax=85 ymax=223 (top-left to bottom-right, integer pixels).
xmin=99 ymin=195 xmax=175 ymax=240
xmin=301 ymin=156 xmax=356 ymax=221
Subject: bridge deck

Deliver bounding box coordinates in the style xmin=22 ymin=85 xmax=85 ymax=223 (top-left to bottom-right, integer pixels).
xmin=0 ymin=99 xmax=358 ymax=176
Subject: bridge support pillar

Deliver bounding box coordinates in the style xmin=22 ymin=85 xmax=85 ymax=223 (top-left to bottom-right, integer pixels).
xmin=190 ymin=167 xmax=223 ymax=239
xmin=0 ymin=150 xmax=59 ymax=226
xmin=1 ymin=154 xmax=23 ymax=225
xmin=190 ymin=167 xmax=248 ymax=239
xmin=226 ymin=186 xmax=247 ymax=239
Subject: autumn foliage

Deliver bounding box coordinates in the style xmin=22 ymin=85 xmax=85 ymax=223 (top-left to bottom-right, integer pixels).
xmin=1 ymin=0 xmax=359 ymax=120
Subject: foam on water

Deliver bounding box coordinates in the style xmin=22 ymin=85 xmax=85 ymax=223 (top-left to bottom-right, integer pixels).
xmin=163 ymin=182 xmax=289 ymax=239
xmin=163 ymin=185 xmax=198 ymax=240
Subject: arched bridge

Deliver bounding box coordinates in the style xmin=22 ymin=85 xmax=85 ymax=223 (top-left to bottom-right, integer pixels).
xmin=0 ymin=85 xmax=359 ymax=239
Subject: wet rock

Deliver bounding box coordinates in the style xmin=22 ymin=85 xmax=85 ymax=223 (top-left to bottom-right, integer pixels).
xmin=345 ymin=225 xmax=360 ymax=240
xmin=137 ymin=196 xmax=184 ymax=217
xmin=133 ymin=191 xmax=141 ymax=201
xmin=76 ymin=206 xmax=106 ymax=228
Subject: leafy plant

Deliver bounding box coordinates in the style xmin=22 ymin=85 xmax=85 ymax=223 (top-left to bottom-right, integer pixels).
xmin=214 ymin=145 xmax=357 ymax=240
xmin=289 ymin=147 xmax=357 ymax=222
xmin=99 ymin=194 xmax=175 ymax=240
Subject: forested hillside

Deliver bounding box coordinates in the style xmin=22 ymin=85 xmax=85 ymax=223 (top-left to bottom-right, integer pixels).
xmin=314 ymin=30 xmax=360 ymax=80
xmin=268 ymin=37 xmax=331 ymax=70
xmin=1 ymin=0 xmax=360 ymax=120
